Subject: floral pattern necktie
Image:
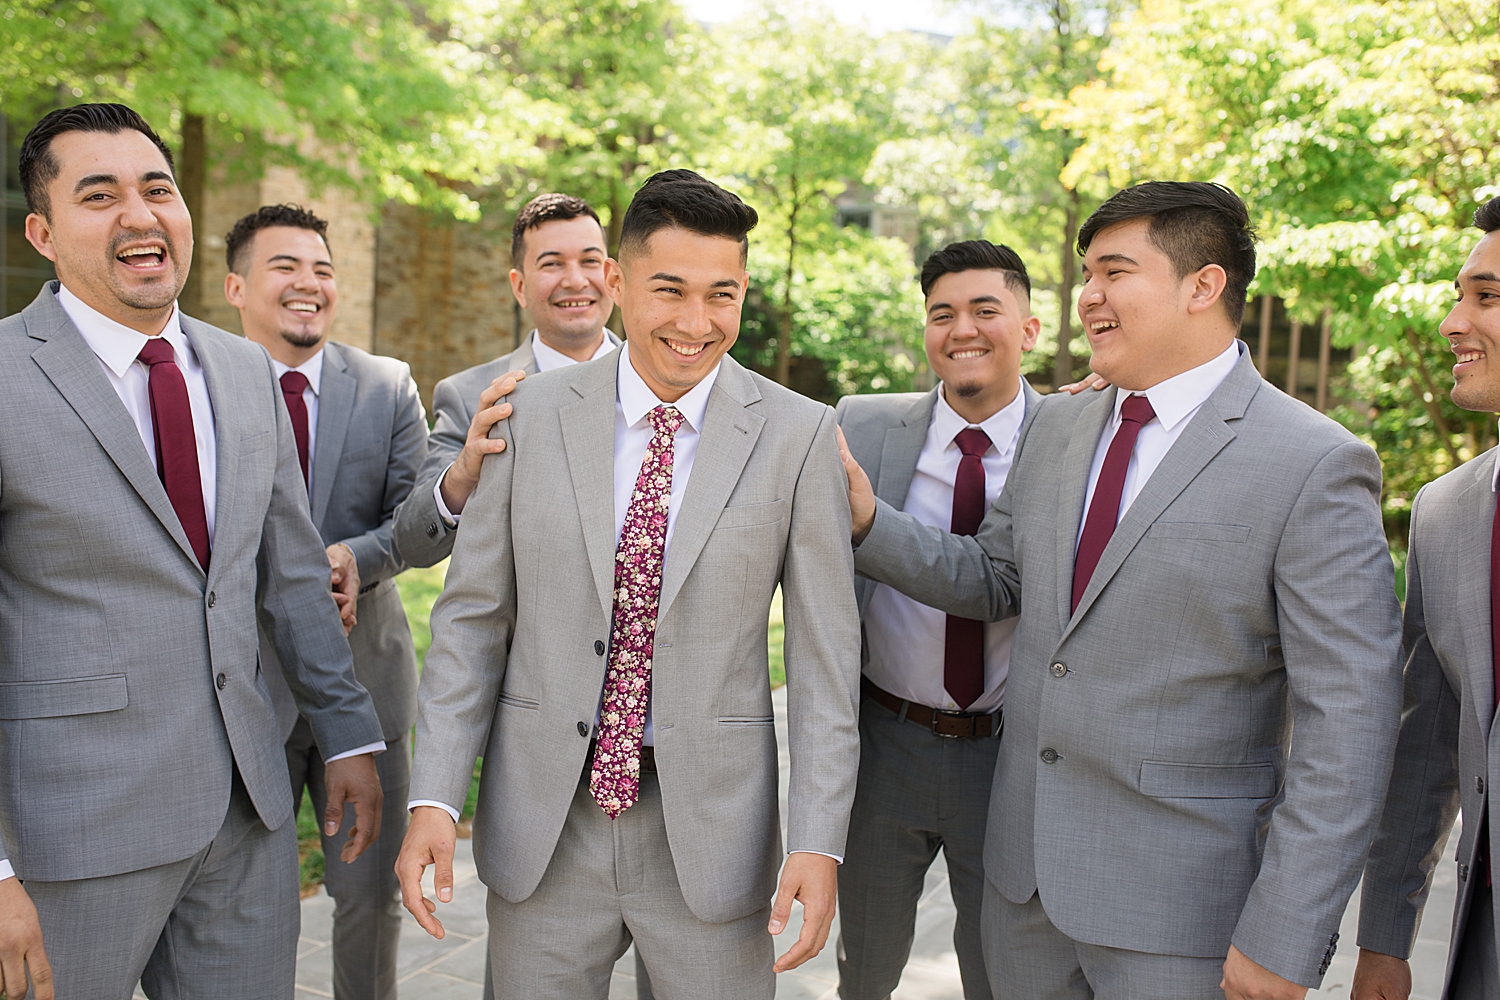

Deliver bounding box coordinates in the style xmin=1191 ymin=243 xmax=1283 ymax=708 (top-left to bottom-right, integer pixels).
xmin=591 ymin=404 xmax=684 ymax=818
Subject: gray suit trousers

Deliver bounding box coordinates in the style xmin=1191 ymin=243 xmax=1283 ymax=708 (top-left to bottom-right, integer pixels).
xmin=837 ymin=695 xmax=997 ymax=1000
xmin=24 ymin=774 xmax=297 ymax=999
xmin=286 ymin=721 xmax=410 ymax=1000
xmin=1451 ymin=881 xmax=1498 ymax=1000
xmin=485 ymin=772 xmax=774 ymax=1000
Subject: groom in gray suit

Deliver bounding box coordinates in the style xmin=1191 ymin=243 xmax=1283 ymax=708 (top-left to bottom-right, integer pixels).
xmin=1353 ymin=196 xmax=1500 ymax=1000
xmin=843 ymin=181 xmax=1404 ymax=999
xmin=396 ymin=169 xmax=861 ymax=999
xmin=0 ymin=104 xmax=384 ymax=998
xmin=835 ymin=240 xmax=1039 ymax=1000
xmin=223 ymin=204 xmax=428 ymax=1000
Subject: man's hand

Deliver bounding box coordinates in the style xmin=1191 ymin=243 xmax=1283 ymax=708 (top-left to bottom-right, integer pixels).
xmin=439 ymin=371 xmax=525 ymax=516
xmin=1350 ymin=948 xmax=1412 ymax=1000
xmin=1058 ymin=372 xmax=1110 ymax=394
xmin=396 ymin=805 xmax=458 ymax=939
xmin=327 ymin=543 xmax=359 ymax=634
xmin=768 ymin=852 xmax=838 ymax=973
xmin=322 ymin=753 xmax=383 ymax=864
xmin=0 ymin=877 xmax=51 ymax=999
xmin=1222 ymin=944 xmax=1308 ymax=1000
xmin=835 ymin=426 xmax=876 ymax=544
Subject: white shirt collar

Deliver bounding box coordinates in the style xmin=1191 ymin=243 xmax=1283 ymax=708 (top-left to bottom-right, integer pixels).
xmin=930 ymin=377 xmax=1029 ymax=455
xmin=1492 ymin=423 xmax=1500 ymax=492
xmin=616 ymin=342 xmax=720 ymax=434
xmin=57 ymin=282 xmax=188 ymax=377
xmin=270 ymin=346 xmax=325 ymax=396
xmin=1115 ymin=340 xmax=1241 ymax=432
xmin=530 ymin=328 xmax=620 ymax=373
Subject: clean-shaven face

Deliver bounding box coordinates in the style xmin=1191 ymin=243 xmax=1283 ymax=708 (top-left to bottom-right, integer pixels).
xmin=24 ymin=128 xmax=193 ymax=329
xmin=924 ymin=269 xmax=1039 ymax=400
xmin=606 ymin=226 xmax=746 ymax=403
xmin=1444 ymin=231 xmax=1500 ymax=412
xmin=511 ymin=215 xmax=612 ymax=344
xmin=229 ymin=226 xmax=337 ymax=350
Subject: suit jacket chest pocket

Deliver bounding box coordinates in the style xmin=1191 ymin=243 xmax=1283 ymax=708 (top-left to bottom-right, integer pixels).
xmin=714 ymin=499 xmax=786 ymax=531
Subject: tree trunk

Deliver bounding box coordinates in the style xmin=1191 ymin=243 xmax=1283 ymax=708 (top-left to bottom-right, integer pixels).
xmin=1052 ymin=189 xmax=1080 ymax=389
xmin=776 ymin=179 xmax=799 ymax=387
xmin=179 ymin=113 xmax=207 ymax=316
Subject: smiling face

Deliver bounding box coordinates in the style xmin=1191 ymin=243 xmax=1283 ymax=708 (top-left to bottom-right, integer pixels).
xmin=24 ymin=128 xmax=193 ymax=334
xmin=224 ymin=225 xmax=337 ymax=364
xmin=1077 ymin=217 xmax=1235 ymax=391
xmin=924 ymin=269 xmax=1038 ymax=422
xmin=606 ymin=226 xmax=746 ymax=403
xmin=510 ymin=215 xmax=613 ymax=359
xmin=1443 ymin=231 xmax=1500 ymax=412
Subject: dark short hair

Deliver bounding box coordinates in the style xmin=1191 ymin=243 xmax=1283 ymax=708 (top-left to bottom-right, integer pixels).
xmin=19 ymin=103 xmax=176 ymax=219
xmin=618 ymin=169 xmax=758 ymax=265
xmin=1475 ymin=196 xmax=1500 ymax=234
xmin=510 ymin=193 xmax=602 ymax=266
xmin=224 ymin=204 xmax=330 ymax=275
xmin=920 ymin=240 xmax=1032 ymax=301
xmin=1077 ymin=181 xmax=1258 ymax=327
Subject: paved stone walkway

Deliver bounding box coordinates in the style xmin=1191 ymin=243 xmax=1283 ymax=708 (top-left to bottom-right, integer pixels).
xmin=288 ymin=685 xmax=1461 ymax=998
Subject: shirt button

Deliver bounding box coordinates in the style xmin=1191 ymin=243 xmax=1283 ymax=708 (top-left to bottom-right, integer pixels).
xmin=207 ymin=591 xmax=216 ymax=608
xmin=594 ymin=640 xmax=606 ymax=656
xmin=577 ymin=721 xmax=589 ymax=738
xmin=1049 ymin=662 xmax=1067 ymax=677
xmin=426 ymin=521 xmax=439 ymax=537
xmin=1040 ymin=748 xmax=1059 ymax=764
xmin=215 ymin=673 xmax=227 ymax=691
xmin=1479 ymin=777 xmax=1487 ymax=795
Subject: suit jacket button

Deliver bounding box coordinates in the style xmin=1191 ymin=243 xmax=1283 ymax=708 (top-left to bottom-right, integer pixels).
xmin=1040 ymin=748 xmax=1059 ymax=763
xmin=578 ymin=721 xmax=589 ymax=738
xmin=207 ymin=591 xmax=216 ymax=608
xmin=1459 ymin=863 xmax=1470 ymax=882
xmin=215 ymin=672 xmax=227 ymax=691
xmin=1478 ymin=776 xmax=1487 ymax=795
xmin=594 ymin=640 xmax=606 ymax=656
xmin=426 ymin=521 xmax=439 ymax=537
xmin=1049 ymin=662 xmax=1067 ymax=677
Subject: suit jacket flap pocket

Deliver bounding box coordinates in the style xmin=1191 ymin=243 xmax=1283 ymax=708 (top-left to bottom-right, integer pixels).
xmin=1147 ymin=522 xmax=1251 ymax=542
xmin=1139 ymin=760 xmax=1276 ymax=799
xmin=0 ymin=674 xmax=128 ymax=719
xmin=715 ymin=500 xmax=785 ymax=530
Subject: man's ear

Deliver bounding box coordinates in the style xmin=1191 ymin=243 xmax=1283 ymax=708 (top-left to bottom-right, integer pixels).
xmin=604 ymin=257 xmax=625 ymax=304
xmin=23 ymin=212 xmax=58 ymax=263
xmin=508 ymin=268 xmax=527 ymax=309
xmin=1185 ymin=263 xmax=1228 ymax=316
xmin=223 ymin=271 xmax=247 ymax=310
xmin=1020 ymin=314 xmax=1041 ymax=352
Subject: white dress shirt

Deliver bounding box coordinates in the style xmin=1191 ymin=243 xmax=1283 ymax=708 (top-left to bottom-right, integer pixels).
xmin=1079 ymin=341 xmax=1241 ymax=541
xmin=862 ymin=382 xmax=1027 ymax=714
xmin=270 ymin=349 xmax=324 ymax=497
xmin=434 ymin=329 xmax=619 ymax=525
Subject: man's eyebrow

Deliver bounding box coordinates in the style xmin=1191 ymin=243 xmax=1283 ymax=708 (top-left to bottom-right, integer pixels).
xmin=73 ymin=173 xmax=117 ymax=194
xmin=1464 ymin=270 xmax=1500 ymax=285
xmin=968 ymin=295 xmax=1003 ymax=306
xmin=926 ymin=300 xmax=952 ymax=313
xmin=268 ymin=254 xmax=335 ymax=269
xmin=711 ymin=278 xmax=741 ymax=289
xmin=649 ymin=272 xmax=685 ymax=283
xmin=1094 ymin=253 xmax=1139 ymax=265
xmin=142 ymin=171 xmax=175 ymax=184
xmin=537 ymin=245 xmax=607 ymax=260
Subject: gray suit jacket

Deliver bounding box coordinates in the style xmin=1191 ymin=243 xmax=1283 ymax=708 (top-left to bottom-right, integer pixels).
xmin=263 ymin=340 xmax=428 ymax=742
xmin=409 ymin=352 xmax=862 ymax=923
xmin=392 ymin=331 xmax=618 ymax=568
xmin=0 ymin=284 xmax=383 ymax=882
xmin=1359 ymin=449 xmax=1500 ymax=989
xmin=854 ymin=346 xmax=1403 ymax=987
xmin=835 ymin=380 xmax=1042 ymax=620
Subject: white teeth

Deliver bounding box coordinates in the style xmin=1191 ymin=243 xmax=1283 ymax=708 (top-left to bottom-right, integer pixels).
xmin=286 ymin=302 xmax=319 ymax=313
xmin=118 ymin=246 xmax=164 ymax=259
xmin=1090 ymin=320 xmax=1118 ymax=332
xmin=950 ymin=349 xmax=987 ymax=359
xmin=665 ymin=340 xmax=706 ymax=357
xmin=1456 ymin=351 xmax=1483 ymax=363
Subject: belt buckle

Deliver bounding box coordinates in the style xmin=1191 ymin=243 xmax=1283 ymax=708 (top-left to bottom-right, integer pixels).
xmin=931 ymin=710 xmax=968 ymax=738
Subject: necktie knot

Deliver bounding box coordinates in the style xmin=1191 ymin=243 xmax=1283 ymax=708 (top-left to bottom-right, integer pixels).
xmin=280 ymin=370 xmax=310 ymax=396
xmin=137 ymin=337 xmax=175 ymax=367
xmin=1120 ymin=393 xmax=1155 ymax=426
xmin=954 ymin=427 xmax=991 ymax=460
xmin=650 ymin=405 xmax=684 ymax=437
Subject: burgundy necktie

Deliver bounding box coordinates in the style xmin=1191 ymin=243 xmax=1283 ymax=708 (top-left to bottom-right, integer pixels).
xmin=279 ymin=370 xmax=311 ymax=490
xmin=1072 ymin=394 xmax=1156 ymax=612
xmin=944 ymin=427 xmax=992 ymax=710
xmin=138 ymin=338 xmax=210 ymax=570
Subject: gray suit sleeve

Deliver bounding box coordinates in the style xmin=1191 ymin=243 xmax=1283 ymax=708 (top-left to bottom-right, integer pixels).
xmin=340 ymin=366 xmax=427 ymax=581
xmin=255 ymin=355 xmax=384 ymax=758
xmin=1231 ymin=441 xmax=1405 ymax=985
xmin=1357 ymin=488 xmax=1463 ymax=959
xmin=392 ymin=376 xmax=472 ymax=568
xmin=408 ymin=415 xmax=517 ymax=811
xmin=781 ymin=407 xmax=863 ymax=857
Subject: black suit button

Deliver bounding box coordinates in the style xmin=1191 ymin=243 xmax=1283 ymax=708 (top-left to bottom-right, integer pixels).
xmin=1040 ymin=748 xmax=1059 ymax=764
xmin=594 ymin=640 xmax=606 ymax=656
xmin=215 ymin=673 xmax=227 ymax=691
xmin=1459 ymin=863 xmax=1470 ymax=882
xmin=1479 ymin=777 xmax=1487 ymax=795
xmin=577 ymin=721 xmax=589 ymax=738
xmin=207 ymin=591 xmax=216 ymax=608
xmin=426 ymin=521 xmax=440 ymax=538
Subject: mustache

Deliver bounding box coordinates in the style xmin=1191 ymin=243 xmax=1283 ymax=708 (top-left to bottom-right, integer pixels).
xmin=108 ymin=228 xmax=177 ymax=260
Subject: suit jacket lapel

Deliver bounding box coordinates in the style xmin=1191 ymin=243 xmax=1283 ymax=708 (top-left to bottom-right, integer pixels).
xmin=1053 ymin=388 xmax=1116 ymax=629
xmin=560 ymin=357 xmax=625 ymax=622
xmin=1459 ymin=458 xmax=1497 ymax=732
xmin=182 ymin=317 xmax=239 ymax=585
xmin=657 ymin=360 xmax=766 ymax=621
xmin=311 ymin=343 xmax=355 ymax=529
xmin=875 ymin=389 xmax=936 ymax=509
xmin=27 ymin=292 xmax=204 ymax=574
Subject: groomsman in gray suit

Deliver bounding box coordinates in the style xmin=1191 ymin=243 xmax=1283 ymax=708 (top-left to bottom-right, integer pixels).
xmin=834 ymin=240 xmax=1039 ymax=1000
xmin=1353 ymin=195 xmax=1500 ymax=1000
xmin=223 ymin=204 xmax=428 ymax=1000
xmin=0 ymin=104 xmax=384 ymax=998
xmin=392 ymin=192 xmax=619 ymax=568
xmin=842 ymin=181 xmax=1404 ymax=999
xmin=395 ymin=169 xmax=861 ymax=999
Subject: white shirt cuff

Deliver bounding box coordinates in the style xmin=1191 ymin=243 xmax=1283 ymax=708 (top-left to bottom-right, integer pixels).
xmin=791 ymin=850 xmax=843 ymax=864
xmin=409 ymin=799 xmax=461 ymax=823
xmin=434 ymin=466 xmax=460 ymax=528
xmin=325 ymin=741 xmax=386 ymax=763
xmin=0 ymin=859 xmax=14 ymax=881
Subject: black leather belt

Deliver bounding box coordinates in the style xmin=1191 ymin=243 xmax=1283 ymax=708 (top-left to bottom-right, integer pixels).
xmin=864 ymin=678 xmax=1002 ymax=738
xmin=584 ymin=739 xmax=656 ymax=774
